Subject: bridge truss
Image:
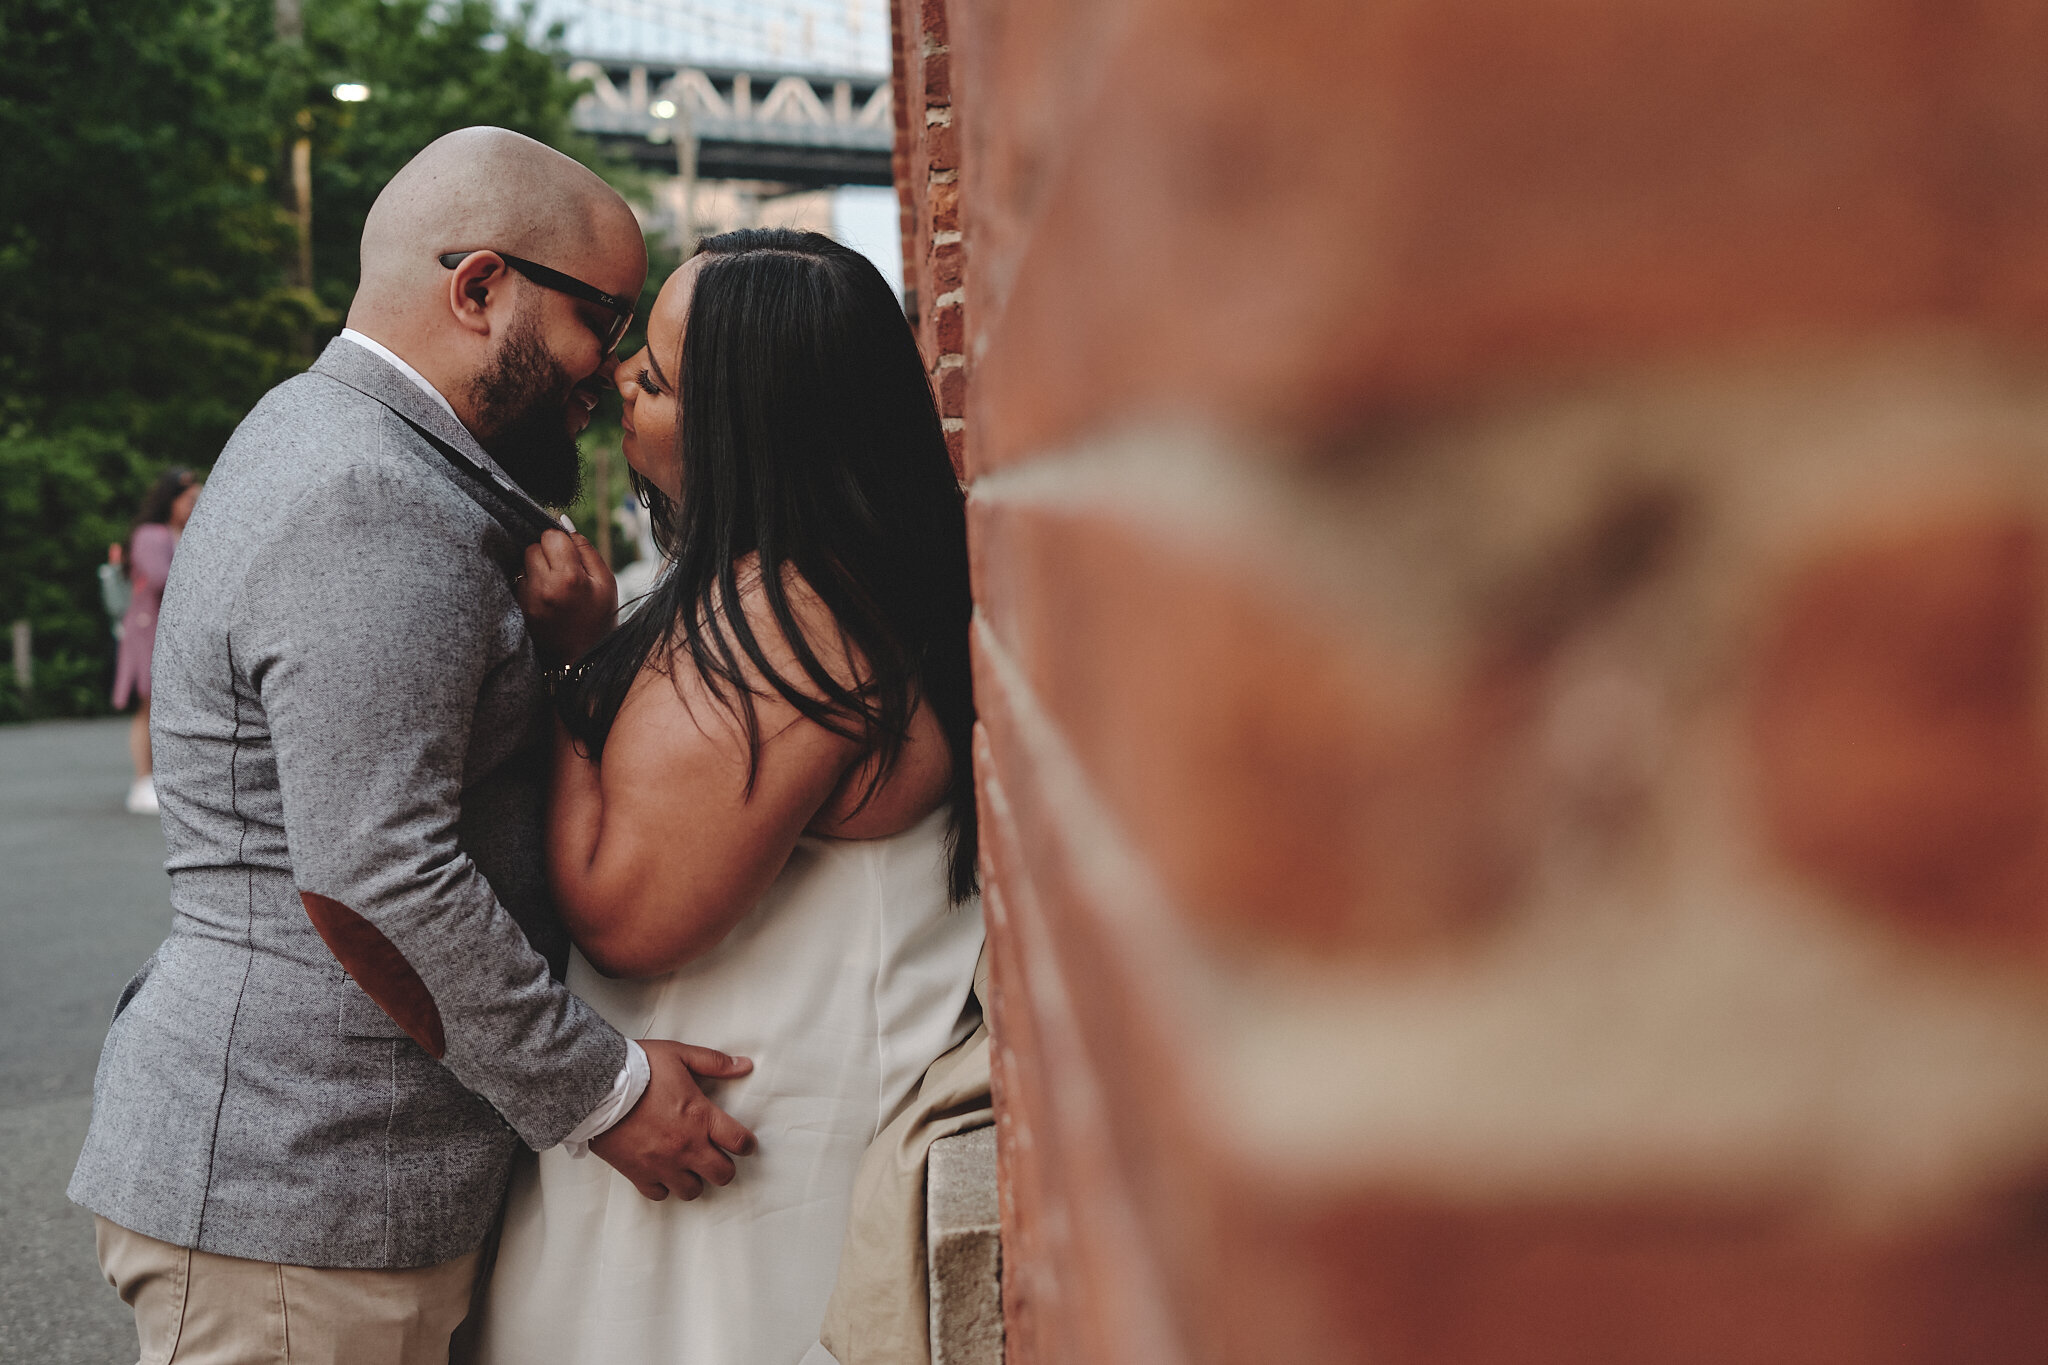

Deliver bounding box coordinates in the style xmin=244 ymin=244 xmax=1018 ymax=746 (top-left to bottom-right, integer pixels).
xmin=567 ymin=59 xmax=893 ymax=188
xmin=523 ymin=1 xmax=893 ymax=189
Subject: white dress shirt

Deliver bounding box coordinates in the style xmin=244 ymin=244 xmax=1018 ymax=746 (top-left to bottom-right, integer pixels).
xmin=336 ymin=328 xmax=648 ymax=1155
xmin=337 ymin=328 xmax=461 ymax=424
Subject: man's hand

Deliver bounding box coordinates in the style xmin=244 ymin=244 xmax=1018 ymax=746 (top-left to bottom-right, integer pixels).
xmin=588 ymin=1039 xmax=757 ymax=1202
xmin=517 ymin=528 xmax=617 ymax=663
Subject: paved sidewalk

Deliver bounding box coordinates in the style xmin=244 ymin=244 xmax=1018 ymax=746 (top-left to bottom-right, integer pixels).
xmin=1 ymin=717 xmax=175 ymax=1363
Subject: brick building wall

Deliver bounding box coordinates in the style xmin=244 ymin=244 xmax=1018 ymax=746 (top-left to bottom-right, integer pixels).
xmin=895 ymin=1 xmax=2048 ymax=1361
xmin=889 ymin=0 xmax=965 ymax=471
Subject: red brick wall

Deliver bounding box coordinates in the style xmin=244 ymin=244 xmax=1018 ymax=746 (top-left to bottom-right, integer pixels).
xmin=890 ymin=0 xmax=966 ymax=472
xmin=899 ymin=1 xmax=2048 ymax=1361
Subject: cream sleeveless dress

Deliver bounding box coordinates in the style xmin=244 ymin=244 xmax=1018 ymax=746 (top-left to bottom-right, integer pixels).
xmin=472 ymin=807 xmax=982 ymax=1365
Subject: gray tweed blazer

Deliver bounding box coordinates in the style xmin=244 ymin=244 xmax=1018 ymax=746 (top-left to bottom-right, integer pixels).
xmin=69 ymin=339 xmax=628 ymax=1269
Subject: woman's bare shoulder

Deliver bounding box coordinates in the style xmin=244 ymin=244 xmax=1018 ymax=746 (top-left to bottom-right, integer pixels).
xmin=720 ymin=553 xmax=862 ymax=697
xmin=603 ymin=556 xmax=862 ymax=767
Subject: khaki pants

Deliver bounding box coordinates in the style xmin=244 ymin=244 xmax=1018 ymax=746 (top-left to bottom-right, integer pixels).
xmin=95 ymin=1216 xmax=482 ymax=1365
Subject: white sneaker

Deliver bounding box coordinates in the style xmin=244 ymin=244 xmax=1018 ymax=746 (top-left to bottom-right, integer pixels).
xmin=125 ymin=777 xmax=159 ymax=815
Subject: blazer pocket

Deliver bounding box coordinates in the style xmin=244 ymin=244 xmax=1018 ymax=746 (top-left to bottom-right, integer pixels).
xmin=112 ymin=950 xmax=159 ymax=1021
xmin=337 ymin=975 xmax=415 ymax=1040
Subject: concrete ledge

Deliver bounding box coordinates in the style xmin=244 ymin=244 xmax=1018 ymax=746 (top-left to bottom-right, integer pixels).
xmin=927 ymin=1125 xmax=1002 ymax=1365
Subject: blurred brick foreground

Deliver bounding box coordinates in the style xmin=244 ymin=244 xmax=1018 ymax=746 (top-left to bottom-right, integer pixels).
xmin=890 ymin=0 xmax=2048 ymax=1360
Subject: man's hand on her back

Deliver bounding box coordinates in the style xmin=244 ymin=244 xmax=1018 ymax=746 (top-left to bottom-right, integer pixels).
xmin=588 ymin=1039 xmax=757 ymax=1202
xmin=517 ymin=527 xmax=617 ymax=663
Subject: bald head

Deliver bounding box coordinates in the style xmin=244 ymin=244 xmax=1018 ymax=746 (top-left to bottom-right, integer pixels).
xmin=351 ymin=126 xmax=644 ymax=328
xmin=340 ymin=128 xmax=647 ymax=504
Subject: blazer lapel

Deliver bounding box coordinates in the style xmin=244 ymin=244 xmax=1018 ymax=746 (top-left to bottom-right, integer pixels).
xmin=308 ymin=338 xmax=561 ymax=537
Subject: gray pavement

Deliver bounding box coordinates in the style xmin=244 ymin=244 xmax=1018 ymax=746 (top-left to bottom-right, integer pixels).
xmin=2 ymin=718 xmax=172 ymax=1363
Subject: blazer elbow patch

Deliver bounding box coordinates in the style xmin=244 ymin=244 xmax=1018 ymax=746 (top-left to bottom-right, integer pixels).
xmin=300 ymin=890 xmax=448 ymax=1059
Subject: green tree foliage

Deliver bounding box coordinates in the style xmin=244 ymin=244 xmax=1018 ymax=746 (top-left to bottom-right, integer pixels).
xmin=289 ymin=0 xmax=594 ymax=318
xmin=0 ymin=0 xmax=596 ymax=720
xmin=0 ymin=0 xmax=310 ymax=458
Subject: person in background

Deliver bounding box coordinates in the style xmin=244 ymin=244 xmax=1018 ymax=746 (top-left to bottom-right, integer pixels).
xmin=98 ymin=545 xmax=131 ymax=642
xmin=112 ymin=466 xmax=200 ymax=814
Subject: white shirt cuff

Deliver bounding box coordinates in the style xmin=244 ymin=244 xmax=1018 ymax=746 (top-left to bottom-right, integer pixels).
xmin=559 ymin=1038 xmax=649 ymax=1158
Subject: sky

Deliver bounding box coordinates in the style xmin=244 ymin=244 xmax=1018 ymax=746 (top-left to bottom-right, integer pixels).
xmin=832 ymin=186 xmax=903 ymax=300
xmin=517 ymin=0 xmax=891 ymax=74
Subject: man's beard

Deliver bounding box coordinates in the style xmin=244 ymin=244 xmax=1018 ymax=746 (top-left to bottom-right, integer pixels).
xmin=469 ymin=311 xmax=585 ymax=508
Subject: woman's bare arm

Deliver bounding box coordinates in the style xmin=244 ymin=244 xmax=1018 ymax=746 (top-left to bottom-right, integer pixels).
xmin=803 ymin=699 xmax=953 ymax=839
xmin=526 ymin=536 xmax=954 ymax=977
xmin=544 ymin=554 xmax=891 ymax=978
xmin=548 ymin=659 xmax=861 ymax=978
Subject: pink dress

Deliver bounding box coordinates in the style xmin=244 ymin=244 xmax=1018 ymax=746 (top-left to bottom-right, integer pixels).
xmin=112 ymin=523 xmax=175 ymax=709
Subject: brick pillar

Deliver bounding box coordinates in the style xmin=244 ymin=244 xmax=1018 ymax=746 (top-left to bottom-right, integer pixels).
xmin=901 ymin=1 xmax=2048 ymax=1361
xmin=891 ymin=0 xmax=967 ymax=474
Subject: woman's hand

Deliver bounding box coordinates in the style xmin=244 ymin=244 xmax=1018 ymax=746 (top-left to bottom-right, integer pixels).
xmin=518 ymin=528 xmax=617 ymax=663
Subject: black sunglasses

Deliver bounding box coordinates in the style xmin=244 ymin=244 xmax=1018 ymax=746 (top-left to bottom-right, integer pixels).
xmin=438 ymin=249 xmax=635 ymax=351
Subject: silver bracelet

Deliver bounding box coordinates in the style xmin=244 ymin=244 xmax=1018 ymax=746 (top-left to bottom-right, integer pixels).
xmin=541 ymin=656 xmax=596 ymax=700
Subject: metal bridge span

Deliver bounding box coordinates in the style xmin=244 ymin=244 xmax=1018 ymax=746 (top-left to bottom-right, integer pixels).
xmin=566 ymin=57 xmax=892 ymax=188
xmin=537 ymin=1 xmax=893 ymax=188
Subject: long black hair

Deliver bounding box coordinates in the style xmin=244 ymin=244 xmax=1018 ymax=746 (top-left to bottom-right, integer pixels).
xmin=559 ymin=228 xmax=978 ymax=900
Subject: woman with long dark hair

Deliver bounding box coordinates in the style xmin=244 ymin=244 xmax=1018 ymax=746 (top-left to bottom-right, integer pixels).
xmin=113 ymin=466 xmax=200 ymax=813
xmin=473 ymin=230 xmax=981 ymax=1364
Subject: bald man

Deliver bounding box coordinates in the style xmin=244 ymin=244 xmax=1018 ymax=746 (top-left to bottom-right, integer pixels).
xmin=70 ymin=128 xmax=753 ymax=1364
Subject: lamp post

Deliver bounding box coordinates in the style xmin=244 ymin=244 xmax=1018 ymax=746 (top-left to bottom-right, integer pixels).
xmin=275 ymin=0 xmax=312 ymax=292
xmin=650 ymin=81 xmax=699 ymax=248
xmin=291 ymin=112 xmax=314 ymax=290
xmin=273 ymin=0 xmax=319 ymax=363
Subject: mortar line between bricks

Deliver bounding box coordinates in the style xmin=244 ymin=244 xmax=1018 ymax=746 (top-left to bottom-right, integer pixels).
xmin=970 ymin=614 xmax=1211 ymax=1039
xmin=968 ymin=645 xmax=1193 ymax=1365
xmin=968 ymin=425 xmax=1444 ymax=647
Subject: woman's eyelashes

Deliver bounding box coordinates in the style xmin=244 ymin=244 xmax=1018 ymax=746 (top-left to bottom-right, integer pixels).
xmin=636 ymin=367 xmax=663 ymax=397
